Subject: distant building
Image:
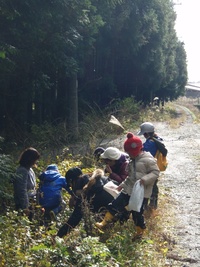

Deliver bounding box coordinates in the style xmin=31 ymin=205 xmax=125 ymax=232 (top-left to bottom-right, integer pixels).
xmin=185 ymin=83 xmax=200 ymax=98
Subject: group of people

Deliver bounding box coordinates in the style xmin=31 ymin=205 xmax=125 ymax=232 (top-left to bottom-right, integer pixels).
xmin=12 ymin=122 xmax=165 ymax=239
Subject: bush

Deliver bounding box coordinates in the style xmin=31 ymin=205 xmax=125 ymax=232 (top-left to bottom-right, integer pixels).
xmin=0 ymin=137 xmax=16 ymax=212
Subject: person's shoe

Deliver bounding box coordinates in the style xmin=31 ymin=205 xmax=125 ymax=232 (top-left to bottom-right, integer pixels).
xmin=132 ymin=226 xmax=145 ymax=241
xmin=95 ymin=212 xmax=114 ymax=229
xmin=136 ymin=226 xmax=145 ymax=236
xmin=118 ymin=210 xmax=130 ymax=224
xmin=149 ymin=198 xmax=158 ymax=209
xmin=57 ymin=224 xmax=70 ymax=238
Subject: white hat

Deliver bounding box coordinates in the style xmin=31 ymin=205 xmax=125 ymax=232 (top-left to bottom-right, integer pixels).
xmin=100 ymin=147 xmax=121 ymax=160
xmin=137 ymin=122 xmax=155 ymax=135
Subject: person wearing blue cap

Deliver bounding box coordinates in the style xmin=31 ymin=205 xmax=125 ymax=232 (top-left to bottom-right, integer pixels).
xmin=38 ymin=164 xmax=71 ymax=223
xmin=137 ymin=122 xmax=165 ymax=209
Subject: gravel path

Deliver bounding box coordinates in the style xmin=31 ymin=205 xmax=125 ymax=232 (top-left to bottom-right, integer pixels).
xmin=153 ymin=105 xmax=200 ymax=267
xmin=105 ymin=104 xmax=200 ymax=266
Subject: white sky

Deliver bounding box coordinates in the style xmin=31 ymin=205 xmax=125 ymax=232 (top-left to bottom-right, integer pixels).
xmin=174 ymin=0 xmax=200 ymax=82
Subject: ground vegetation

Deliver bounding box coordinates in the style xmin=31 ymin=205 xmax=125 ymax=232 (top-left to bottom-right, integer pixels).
xmin=1 ymin=98 xmax=199 ymax=266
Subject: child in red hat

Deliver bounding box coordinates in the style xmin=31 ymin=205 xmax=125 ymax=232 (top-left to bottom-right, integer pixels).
xmin=95 ymin=132 xmax=160 ymax=238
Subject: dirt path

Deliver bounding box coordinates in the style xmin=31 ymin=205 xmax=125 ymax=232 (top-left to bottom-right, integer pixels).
xmin=153 ymin=105 xmax=200 ymax=266
xmin=105 ymin=104 xmax=200 ymax=266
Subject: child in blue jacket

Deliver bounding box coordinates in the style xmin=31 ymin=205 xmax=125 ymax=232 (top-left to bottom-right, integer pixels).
xmin=38 ymin=164 xmax=71 ymax=221
xmin=137 ymin=122 xmax=163 ymax=209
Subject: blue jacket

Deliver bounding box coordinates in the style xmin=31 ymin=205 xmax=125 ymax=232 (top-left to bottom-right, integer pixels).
xmin=39 ymin=169 xmax=70 ymax=208
xmin=143 ymin=136 xmax=163 ymax=157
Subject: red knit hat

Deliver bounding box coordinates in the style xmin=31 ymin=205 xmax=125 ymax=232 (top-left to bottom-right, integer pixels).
xmin=124 ymin=132 xmax=143 ymax=157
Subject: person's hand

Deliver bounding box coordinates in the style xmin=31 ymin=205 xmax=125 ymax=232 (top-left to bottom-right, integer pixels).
xmin=76 ymin=189 xmax=83 ymax=196
xmin=140 ymin=179 xmax=144 ymax=185
xmin=117 ymin=185 xmax=123 ymax=191
xmin=105 ymin=165 xmax=112 ymax=174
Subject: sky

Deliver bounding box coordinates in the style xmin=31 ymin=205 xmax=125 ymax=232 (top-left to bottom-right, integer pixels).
xmin=174 ymin=0 xmax=200 ymax=82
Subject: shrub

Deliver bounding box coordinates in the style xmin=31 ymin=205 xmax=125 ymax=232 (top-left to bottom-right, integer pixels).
xmin=0 ymin=137 xmax=16 ymax=212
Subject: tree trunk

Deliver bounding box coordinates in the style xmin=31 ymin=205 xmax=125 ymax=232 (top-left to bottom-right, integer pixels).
xmin=68 ymin=73 xmax=79 ymax=138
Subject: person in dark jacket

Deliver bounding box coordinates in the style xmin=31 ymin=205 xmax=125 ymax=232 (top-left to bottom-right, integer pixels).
xmin=57 ymin=168 xmax=115 ymax=238
xmin=93 ymin=147 xmax=105 ymax=162
xmin=13 ymin=147 xmax=40 ymax=219
xmin=38 ymin=164 xmax=71 ymax=221
xmin=65 ymin=167 xmax=89 ymax=209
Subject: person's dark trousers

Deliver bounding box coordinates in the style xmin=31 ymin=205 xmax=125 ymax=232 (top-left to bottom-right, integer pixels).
xmin=149 ymin=179 xmax=159 ymax=209
xmin=143 ymin=197 xmax=149 ymax=210
xmin=108 ymin=192 xmax=146 ymax=229
xmin=131 ymin=199 xmax=146 ymax=229
xmin=57 ymin=199 xmax=83 ymax=238
xmin=43 ymin=203 xmax=62 ymax=224
xmin=107 ymin=192 xmax=130 ymax=218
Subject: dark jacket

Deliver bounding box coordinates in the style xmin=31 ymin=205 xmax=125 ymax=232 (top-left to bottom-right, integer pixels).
xmin=86 ymin=176 xmax=114 ymax=212
xmin=71 ymin=174 xmax=90 ymax=195
xmin=109 ymin=154 xmax=129 ymax=184
xmin=57 ymin=175 xmax=114 ymax=237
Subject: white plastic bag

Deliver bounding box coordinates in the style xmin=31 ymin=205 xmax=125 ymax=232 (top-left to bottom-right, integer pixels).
xmin=127 ymin=180 xmax=144 ymax=212
xmin=103 ymin=181 xmax=120 ymax=198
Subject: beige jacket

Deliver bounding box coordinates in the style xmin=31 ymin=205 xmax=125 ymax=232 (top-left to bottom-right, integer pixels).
xmin=120 ymin=151 xmax=160 ymax=198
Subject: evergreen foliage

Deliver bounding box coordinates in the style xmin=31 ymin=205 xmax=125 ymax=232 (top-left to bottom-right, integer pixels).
xmin=0 ymin=0 xmax=187 ymax=140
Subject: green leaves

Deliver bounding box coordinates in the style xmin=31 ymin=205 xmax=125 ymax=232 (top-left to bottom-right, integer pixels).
xmin=0 ymin=0 xmax=187 ymax=141
xmin=0 ymin=51 xmax=6 ymax=59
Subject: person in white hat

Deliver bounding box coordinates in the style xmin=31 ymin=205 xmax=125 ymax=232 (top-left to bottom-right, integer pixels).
xmin=100 ymin=147 xmax=129 ymax=185
xmin=95 ymin=133 xmax=159 ymax=238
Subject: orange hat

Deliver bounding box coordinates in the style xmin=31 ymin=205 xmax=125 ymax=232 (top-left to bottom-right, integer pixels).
xmin=124 ymin=132 xmax=143 ymax=157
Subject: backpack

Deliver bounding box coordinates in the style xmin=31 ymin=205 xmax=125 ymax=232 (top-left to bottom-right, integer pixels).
xmin=151 ymin=137 xmax=168 ymax=171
